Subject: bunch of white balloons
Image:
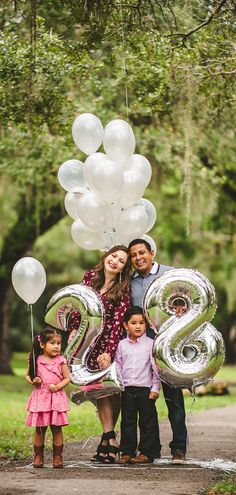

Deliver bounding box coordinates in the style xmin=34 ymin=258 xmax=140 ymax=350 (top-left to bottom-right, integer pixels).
xmin=58 ymin=113 xmax=157 ymax=251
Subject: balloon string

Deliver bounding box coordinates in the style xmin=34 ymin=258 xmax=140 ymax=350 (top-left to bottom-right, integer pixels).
xmin=120 ymin=1 xmax=129 ymax=122
xmin=29 ymin=303 xmax=36 ymax=377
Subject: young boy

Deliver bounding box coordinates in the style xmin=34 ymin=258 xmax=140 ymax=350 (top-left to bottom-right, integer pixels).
xmin=114 ymin=306 xmax=161 ymax=464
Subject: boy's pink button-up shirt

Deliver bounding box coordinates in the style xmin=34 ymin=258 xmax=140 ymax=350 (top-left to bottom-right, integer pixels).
xmin=114 ymin=333 xmax=161 ymax=393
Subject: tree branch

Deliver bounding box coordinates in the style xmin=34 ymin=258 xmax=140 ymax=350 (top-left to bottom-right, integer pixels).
xmin=166 ymin=0 xmax=228 ymax=40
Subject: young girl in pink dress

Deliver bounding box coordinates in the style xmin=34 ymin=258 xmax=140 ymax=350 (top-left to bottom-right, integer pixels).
xmin=25 ymin=326 xmax=70 ymax=469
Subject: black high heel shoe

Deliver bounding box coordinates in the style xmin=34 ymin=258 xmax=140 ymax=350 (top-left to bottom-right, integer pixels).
xmin=90 ymin=433 xmax=108 ymax=462
xmin=102 ymin=431 xmax=120 ymax=464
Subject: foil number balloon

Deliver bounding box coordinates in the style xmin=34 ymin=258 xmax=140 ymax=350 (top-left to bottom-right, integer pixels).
xmin=143 ymin=268 xmax=225 ymax=390
xmin=45 ymin=284 xmax=123 ymax=404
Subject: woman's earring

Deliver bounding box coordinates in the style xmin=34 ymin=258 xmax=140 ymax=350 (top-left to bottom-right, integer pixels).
xmin=119 ymin=272 xmax=122 ymax=283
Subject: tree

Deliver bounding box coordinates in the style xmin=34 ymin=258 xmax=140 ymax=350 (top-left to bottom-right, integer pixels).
xmin=0 ymin=0 xmax=235 ymax=373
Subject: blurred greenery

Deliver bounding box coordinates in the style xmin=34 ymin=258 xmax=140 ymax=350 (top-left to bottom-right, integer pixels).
xmin=0 ymin=1 xmax=235 ymax=373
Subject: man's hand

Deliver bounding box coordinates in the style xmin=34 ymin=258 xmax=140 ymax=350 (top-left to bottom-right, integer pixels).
xmin=149 ymin=391 xmax=159 ymax=400
xmin=97 ymin=352 xmax=111 ymax=369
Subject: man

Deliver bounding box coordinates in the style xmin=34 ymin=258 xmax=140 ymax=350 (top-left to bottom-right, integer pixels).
xmin=128 ymin=238 xmax=187 ymax=465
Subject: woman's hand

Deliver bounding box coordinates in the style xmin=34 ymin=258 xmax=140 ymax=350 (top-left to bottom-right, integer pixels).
xmin=149 ymin=391 xmax=159 ymax=400
xmin=32 ymin=377 xmax=42 ymax=386
xmin=97 ymin=352 xmax=111 ymax=370
xmin=68 ymin=328 xmax=77 ymax=343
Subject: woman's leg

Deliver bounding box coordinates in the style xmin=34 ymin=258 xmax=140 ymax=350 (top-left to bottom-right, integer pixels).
xmin=110 ymin=393 xmax=121 ymax=428
xmin=92 ymin=396 xmax=119 ymax=461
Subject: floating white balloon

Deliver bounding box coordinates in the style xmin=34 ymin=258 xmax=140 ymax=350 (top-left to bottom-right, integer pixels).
xmin=64 ymin=191 xmax=83 ymax=220
xmin=71 ymin=219 xmax=107 ymax=250
xmin=119 ymin=170 xmax=147 ymax=209
xmin=12 ymin=257 xmax=46 ymax=304
xmin=103 ymin=119 xmax=136 ymax=165
xmin=129 ymin=154 xmax=152 ymax=187
xmin=58 ymin=113 xmax=158 ymax=250
xmin=58 ymin=159 xmax=87 ymax=192
xmin=77 ymin=192 xmax=109 ymax=232
xmin=116 ymin=205 xmax=149 ymax=245
xmin=72 ymin=113 xmax=104 ymax=155
xmin=92 ymin=158 xmax=124 ymax=203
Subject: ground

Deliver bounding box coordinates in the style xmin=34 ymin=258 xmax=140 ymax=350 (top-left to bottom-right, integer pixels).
xmin=1 ymin=404 xmax=236 ymax=495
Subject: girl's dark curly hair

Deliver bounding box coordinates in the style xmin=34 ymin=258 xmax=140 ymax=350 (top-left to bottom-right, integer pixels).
xmin=28 ymin=326 xmax=61 ymax=381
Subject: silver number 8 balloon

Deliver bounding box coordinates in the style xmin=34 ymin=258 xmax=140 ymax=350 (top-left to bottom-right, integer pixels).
xmin=143 ymin=268 xmax=225 ymax=391
xmin=45 ymin=284 xmax=124 ymax=405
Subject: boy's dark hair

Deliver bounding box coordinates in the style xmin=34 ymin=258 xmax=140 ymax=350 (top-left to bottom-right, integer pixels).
xmin=28 ymin=326 xmax=61 ymax=381
xmin=123 ymin=306 xmax=145 ymax=323
xmin=128 ymin=238 xmax=152 ymax=252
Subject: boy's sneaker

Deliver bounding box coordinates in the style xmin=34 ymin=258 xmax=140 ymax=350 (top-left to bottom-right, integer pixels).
xmin=171 ymin=452 xmax=186 ymax=465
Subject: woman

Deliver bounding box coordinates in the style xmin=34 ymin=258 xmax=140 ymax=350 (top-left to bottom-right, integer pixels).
xmin=69 ymin=245 xmax=131 ymax=463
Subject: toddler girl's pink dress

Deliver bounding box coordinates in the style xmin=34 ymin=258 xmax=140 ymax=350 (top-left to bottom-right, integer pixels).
xmin=26 ymin=355 xmax=70 ymax=427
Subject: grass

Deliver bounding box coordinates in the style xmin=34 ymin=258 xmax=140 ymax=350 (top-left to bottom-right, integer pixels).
xmin=205 ymin=475 xmax=236 ymax=494
xmin=0 ymin=353 xmax=235 ymax=461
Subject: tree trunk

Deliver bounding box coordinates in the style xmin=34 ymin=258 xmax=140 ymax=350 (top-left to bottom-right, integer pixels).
xmin=0 ymin=196 xmax=63 ymax=374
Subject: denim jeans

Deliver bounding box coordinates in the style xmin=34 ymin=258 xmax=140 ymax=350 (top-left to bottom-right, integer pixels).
xmin=162 ymin=381 xmax=187 ymax=454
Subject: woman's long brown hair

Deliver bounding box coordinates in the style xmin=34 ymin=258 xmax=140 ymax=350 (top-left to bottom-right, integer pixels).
xmin=90 ymin=245 xmax=131 ymax=303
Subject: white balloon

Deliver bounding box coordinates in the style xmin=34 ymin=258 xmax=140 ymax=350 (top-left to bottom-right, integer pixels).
xmin=136 ymin=198 xmax=157 ymax=231
xmin=116 ymin=206 xmax=149 ymax=245
xmin=84 ymin=152 xmax=106 ymax=191
xmin=12 ymin=257 xmax=46 ymax=304
xmin=72 ymin=113 xmax=104 ymax=155
xmin=58 ymin=159 xmax=87 ymax=192
xmin=93 ymin=158 xmax=124 ymax=202
xmin=130 ymin=154 xmax=152 ymax=187
xmin=71 ymin=219 xmax=106 ymax=250
xmin=119 ymin=170 xmax=146 ymax=209
xmin=77 ymin=192 xmax=109 ymax=232
xmin=103 ymin=119 xmax=136 ymax=165
xmin=141 ymin=234 xmax=157 ymax=256
xmin=64 ymin=191 xmax=83 ymax=220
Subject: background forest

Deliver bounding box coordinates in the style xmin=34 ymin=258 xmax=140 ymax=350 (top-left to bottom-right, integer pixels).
xmin=0 ymin=0 xmax=235 ymax=374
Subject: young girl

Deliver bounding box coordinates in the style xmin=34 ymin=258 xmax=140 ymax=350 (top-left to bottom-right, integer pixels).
xmin=25 ymin=326 xmax=70 ymax=469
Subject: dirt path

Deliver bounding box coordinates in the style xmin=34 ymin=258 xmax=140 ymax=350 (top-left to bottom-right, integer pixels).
xmin=1 ymin=404 xmax=236 ymax=495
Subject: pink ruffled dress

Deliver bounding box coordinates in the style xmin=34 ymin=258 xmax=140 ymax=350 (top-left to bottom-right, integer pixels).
xmin=26 ymin=355 xmax=70 ymax=427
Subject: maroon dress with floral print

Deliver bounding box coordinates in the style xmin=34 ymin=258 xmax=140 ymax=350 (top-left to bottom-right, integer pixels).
xmin=69 ymin=270 xmax=131 ymax=370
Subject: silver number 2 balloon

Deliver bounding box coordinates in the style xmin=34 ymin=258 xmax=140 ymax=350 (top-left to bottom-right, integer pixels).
xmin=45 ymin=284 xmax=123 ymax=404
xmin=144 ymin=268 xmax=225 ymax=390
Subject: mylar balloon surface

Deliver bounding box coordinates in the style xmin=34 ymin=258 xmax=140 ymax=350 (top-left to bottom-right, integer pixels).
xmin=45 ymin=284 xmax=124 ymax=405
xmin=144 ymin=268 xmax=225 ymax=390
xmin=12 ymin=257 xmax=46 ymax=304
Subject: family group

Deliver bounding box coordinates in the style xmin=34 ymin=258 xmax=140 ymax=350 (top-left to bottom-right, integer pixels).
xmin=25 ymin=239 xmax=187 ymax=468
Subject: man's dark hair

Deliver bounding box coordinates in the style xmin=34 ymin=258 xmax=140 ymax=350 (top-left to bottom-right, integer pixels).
xmin=128 ymin=238 xmax=152 ymax=252
xmin=123 ymin=306 xmax=145 ymax=323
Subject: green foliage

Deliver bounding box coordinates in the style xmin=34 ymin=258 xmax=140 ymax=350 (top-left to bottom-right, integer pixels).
xmin=205 ymin=475 xmax=236 ymax=495
xmin=0 ymin=0 xmax=235 ymax=364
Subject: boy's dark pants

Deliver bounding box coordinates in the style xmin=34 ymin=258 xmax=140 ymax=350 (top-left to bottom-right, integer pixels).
xmin=120 ymin=386 xmax=161 ymax=459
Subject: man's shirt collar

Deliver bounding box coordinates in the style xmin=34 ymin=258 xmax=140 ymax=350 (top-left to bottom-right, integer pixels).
xmin=133 ymin=261 xmax=159 ymax=278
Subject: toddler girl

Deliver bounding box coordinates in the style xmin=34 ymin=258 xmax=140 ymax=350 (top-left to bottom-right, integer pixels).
xmin=25 ymin=326 xmax=70 ymax=468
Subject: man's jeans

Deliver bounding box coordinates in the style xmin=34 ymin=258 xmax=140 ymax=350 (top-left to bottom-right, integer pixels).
xmin=162 ymin=381 xmax=187 ymax=454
